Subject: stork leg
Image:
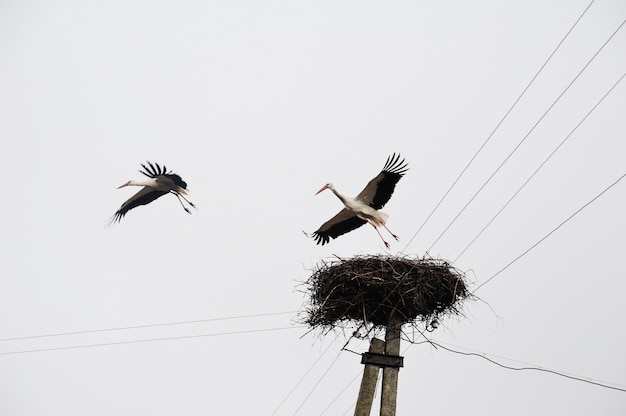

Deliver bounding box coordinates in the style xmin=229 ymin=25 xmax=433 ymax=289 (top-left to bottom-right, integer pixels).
xmin=371 ymin=224 xmax=391 ymax=248
xmin=382 ymin=224 xmax=399 ymax=241
xmin=171 ymin=191 xmax=193 ymax=214
xmin=177 ymin=192 xmax=197 ymax=209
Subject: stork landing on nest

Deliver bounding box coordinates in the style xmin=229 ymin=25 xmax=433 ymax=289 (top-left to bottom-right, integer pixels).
xmin=309 ymin=153 xmax=408 ymax=248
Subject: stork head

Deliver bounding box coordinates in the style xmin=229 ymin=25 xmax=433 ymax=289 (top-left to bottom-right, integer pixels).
xmin=117 ymin=180 xmax=131 ymax=189
xmin=315 ymin=183 xmax=333 ymax=195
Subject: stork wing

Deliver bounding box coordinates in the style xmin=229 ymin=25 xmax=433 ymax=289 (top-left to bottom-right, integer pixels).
xmin=164 ymin=173 xmax=188 ymax=189
xmin=140 ymin=161 xmax=188 ymax=189
xmin=311 ymin=208 xmax=367 ymax=245
xmin=109 ymin=187 xmax=168 ymax=224
xmin=356 ymin=153 xmax=408 ymax=210
xmin=140 ymin=161 xmax=167 ymax=178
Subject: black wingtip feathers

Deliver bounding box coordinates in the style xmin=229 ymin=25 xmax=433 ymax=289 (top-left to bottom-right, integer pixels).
xmin=382 ymin=153 xmax=409 ymax=176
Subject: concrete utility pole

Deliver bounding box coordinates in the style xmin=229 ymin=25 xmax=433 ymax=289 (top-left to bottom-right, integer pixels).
xmin=354 ymin=338 xmax=385 ymax=416
xmin=380 ymin=314 xmax=402 ymax=416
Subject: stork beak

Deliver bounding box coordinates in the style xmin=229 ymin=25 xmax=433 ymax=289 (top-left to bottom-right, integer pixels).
xmin=315 ymin=185 xmax=328 ymax=195
xmin=117 ymin=181 xmax=130 ymax=189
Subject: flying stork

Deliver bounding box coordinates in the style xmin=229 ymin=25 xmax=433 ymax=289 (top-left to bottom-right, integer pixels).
xmin=310 ymin=153 xmax=408 ymax=248
xmin=109 ymin=161 xmax=196 ymax=224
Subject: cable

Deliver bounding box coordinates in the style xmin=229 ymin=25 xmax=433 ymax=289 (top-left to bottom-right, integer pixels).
xmin=269 ymin=341 xmax=334 ymax=416
xmin=0 ymin=326 xmax=305 ymax=356
xmin=340 ymin=403 xmax=357 ymax=416
xmin=0 ymin=311 xmax=298 ymax=342
xmin=402 ymin=0 xmax=597 ymax=252
xmin=426 ymin=17 xmax=626 ymax=253
xmin=430 ymin=341 xmax=626 ymax=393
xmin=474 ymin=170 xmax=626 ymax=292
xmin=319 ymin=370 xmax=362 ymax=415
xmin=454 ymin=70 xmax=626 ymax=263
xmin=292 ymin=349 xmax=344 ymax=415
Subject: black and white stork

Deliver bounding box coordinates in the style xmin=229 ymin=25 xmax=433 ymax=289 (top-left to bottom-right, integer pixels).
xmin=310 ymin=153 xmax=408 ymax=248
xmin=109 ymin=161 xmax=196 ymax=224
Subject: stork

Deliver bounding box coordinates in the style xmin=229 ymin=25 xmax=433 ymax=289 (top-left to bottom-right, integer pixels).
xmin=310 ymin=153 xmax=408 ymax=248
xmin=109 ymin=161 xmax=196 ymax=224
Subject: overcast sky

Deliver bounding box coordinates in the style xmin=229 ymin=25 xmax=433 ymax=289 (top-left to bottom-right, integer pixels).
xmin=1 ymin=1 xmax=626 ymax=415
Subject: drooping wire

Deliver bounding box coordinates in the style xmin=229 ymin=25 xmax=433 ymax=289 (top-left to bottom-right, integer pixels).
xmin=428 ymin=341 xmax=626 ymax=393
xmin=427 ymin=17 xmax=626 ymax=254
xmin=402 ymin=0 xmax=598 ymax=252
xmin=454 ymin=70 xmax=626 ymax=263
xmin=474 ymin=170 xmax=626 ymax=292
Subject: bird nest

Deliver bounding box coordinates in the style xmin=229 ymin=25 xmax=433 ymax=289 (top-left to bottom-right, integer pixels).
xmin=302 ymin=255 xmax=472 ymax=331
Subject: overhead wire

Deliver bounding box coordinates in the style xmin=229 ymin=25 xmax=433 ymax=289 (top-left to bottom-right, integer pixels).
xmin=402 ymin=0 xmax=597 ymax=252
xmin=292 ymin=348 xmax=344 ymax=415
xmin=0 ymin=326 xmax=305 ymax=356
xmin=428 ymin=341 xmax=626 ymax=393
xmin=474 ymin=170 xmax=626 ymax=292
xmin=427 ymin=17 xmax=626 ymax=253
xmin=454 ymin=70 xmax=626 ymax=263
xmin=318 ymin=370 xmax=362 ymax=415
xmin=269 ymin=341 xmax=335 ymax=416
xmin=0 ymin=310 xmax=298 ymax=342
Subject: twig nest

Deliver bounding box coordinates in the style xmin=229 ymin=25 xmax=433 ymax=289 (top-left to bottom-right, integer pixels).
xmin=303 ymin=255 xmax=472 ymax=330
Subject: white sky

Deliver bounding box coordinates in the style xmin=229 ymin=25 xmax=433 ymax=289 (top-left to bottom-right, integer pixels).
xmin=1 ymin=1 xmax=626 ymax=415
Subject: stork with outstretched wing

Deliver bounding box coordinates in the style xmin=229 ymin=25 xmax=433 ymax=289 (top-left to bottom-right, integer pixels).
xmin=310 ymin=153 xmax=408 ymax=248
xmin=109 ymin=161 xmax=195 ymax=224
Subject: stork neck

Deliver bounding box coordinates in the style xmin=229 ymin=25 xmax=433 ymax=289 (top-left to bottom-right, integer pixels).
xmin=128 ymin=179 xmax=156 ymax=187
xmin=329 ymin=186 xmax=349 ymax=205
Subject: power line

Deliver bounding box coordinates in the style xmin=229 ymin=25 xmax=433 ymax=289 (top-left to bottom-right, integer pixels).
xmin=0 ymin=326 xmax=305 ymax=356
xmin=293 ymin=349 xmax=344 ymax=415
xmin=454 ymin=70 xmax=626 ymax=263
xmin=0 ymin=311 xmax=298 ymax=342
xmin=319 ymin=370 xmax=361 ymax=415
xmin=402 ymin=0 xmax=597 ymax=252
xmin=269 ymin=341 xmax=334 ymax=416
xmin=474 ymin=170 xmax=626 ymax=292
xmin=430 ymin=341 xmax=626 ymax=393
xmin=426 ymin=17 xmax=626 ymax=253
